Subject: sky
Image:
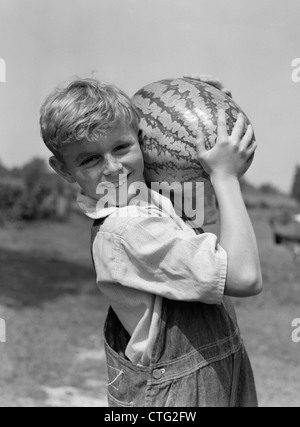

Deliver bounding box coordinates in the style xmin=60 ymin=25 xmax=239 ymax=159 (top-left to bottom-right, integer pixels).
xmin=0 ymin=0 xmax=300 ymax=193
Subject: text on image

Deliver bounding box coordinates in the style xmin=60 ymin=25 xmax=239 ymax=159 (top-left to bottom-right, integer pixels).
xmin=0 ymin=58 xmax=6 ymax=83
xmin=291 ymin=58 xmax=300 ymax=83
xmin=292 ymin=318 xmax=300 ymax=343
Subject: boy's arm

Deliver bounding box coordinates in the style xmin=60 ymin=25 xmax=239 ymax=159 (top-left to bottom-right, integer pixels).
xmin=211 ymin=175 xmax=262 ymax=297
xmin=196 ymin=110 xmax=262 ymax=297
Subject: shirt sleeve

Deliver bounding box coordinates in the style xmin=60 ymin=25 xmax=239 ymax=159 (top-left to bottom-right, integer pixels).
xmin=110 ymin=214 xmax=227 ymax=305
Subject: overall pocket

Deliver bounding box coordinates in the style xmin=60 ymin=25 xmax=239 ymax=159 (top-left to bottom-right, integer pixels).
xmin=106 ymin=364 xmax=134 ymax=407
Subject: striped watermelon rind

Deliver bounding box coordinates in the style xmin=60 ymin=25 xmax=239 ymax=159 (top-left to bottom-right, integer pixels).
xmin=132 ymin=78 xmax=254 ymax=225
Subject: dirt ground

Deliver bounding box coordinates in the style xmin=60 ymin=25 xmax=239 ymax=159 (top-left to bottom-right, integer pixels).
xmin=0 ymin=210 xmax=299 ymax=407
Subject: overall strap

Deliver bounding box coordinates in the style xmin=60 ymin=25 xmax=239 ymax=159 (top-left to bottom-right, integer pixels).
xmin=90 ymin=216 xmax=109 ymax=270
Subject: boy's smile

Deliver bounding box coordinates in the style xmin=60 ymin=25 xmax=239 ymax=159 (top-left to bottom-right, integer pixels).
xmin=50 ymin=120 xmax=146 ymax=202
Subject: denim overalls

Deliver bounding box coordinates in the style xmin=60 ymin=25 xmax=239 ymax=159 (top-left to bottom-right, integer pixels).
xmin=91 ymin=218 xmax=258 ymax=407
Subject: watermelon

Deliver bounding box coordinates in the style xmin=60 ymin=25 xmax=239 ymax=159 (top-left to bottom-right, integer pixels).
xmin=132 ymin=77 xmax=255 ymax=226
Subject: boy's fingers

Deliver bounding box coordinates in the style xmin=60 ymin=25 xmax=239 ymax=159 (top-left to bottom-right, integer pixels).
xmin=248 ymin=140 xmax=258 ymax=155
xmin=246 ymin=137 xmax=258 ymax=156
xmin=231 ymin=113 xmax=245 ymax=141
xmin=195 ymin=130 xmax=206 ymax=157
xmin=199 ymin=76 xmax=223 ymax=90
xmin=221 ymin=88 xmax=233 ymax=98
xmin=184 ymin=73 xmax=213 ymax=82
xmin=216 ymin=109 xmax=228 ymax=141
xmin=240 ymin=125 xmax=255 ymax=151
xmin=183 ymin=74 xmax=224 ymax=90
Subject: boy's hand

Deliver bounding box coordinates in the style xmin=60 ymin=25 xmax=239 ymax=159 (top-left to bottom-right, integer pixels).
xmin=183 ymin=73 xmax=232 ymax=98
xmin=196 ymin=109 xmax=257 ymax=180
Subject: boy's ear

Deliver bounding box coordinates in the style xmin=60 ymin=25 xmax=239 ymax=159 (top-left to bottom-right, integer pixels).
xmin=49 ymin=156 xmax=76 ymax=184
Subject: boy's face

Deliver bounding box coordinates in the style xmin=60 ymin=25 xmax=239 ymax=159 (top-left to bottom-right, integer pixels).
xmin=50 ymin=120 xmax=145 ymax=201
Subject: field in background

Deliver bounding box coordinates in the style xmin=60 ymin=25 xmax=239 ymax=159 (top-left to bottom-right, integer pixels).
xmin=0 ymin=202 xmax=300 ymax=407
xmin=206 ymin=209 xmax=300 ymax=407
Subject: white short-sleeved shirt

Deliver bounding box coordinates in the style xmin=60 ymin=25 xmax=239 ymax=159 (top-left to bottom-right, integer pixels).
xmin=77 ymin=187 xmax=227 ymax=366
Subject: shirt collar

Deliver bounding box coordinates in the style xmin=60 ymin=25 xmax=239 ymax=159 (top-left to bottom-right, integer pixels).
xmin=76 ymin=184 xmax=203 ymax=231
xmin=76 ymin=185 xmax=180 ymax=222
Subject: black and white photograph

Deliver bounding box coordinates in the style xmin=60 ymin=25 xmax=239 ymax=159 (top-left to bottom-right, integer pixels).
xmin=0 ymin=0 xmax=300 ymax=409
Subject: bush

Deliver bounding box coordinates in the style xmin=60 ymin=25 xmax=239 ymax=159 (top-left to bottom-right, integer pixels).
xmin=259 ymin=183 xmax=280 ymax=194
xmin=0 ymin=177 xmax=26 ymax=221
xmin=0 ymin=177 xmax=25 ymax=210
xmin=0 ymin=158 xmax=73 ymax=222
xmin=18 ymin=177 xmax=72 ymax=221
xmin=291 ymin=165 xmax=300 ymax=202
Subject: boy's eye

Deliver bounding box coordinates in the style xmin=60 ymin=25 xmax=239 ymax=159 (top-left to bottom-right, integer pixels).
xmin=79 ymin=144 xmax=131 ymax=166
xmin=115 ymin=144 xmax=130 ymax=151
xmin=80 ymin=156 xmax=99 ymax=166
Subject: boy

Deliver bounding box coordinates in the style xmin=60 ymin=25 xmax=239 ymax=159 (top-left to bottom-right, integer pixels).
xmin=40 ymin=78 xmax=262 ymax=407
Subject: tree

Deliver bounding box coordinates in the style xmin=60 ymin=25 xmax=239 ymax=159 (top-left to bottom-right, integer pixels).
xmin=20 ymin=158 xmax=49 ymax=189
xmin=0 ymin=157 xmax=73 ymax=222
xmin=291 ymin=165 xmax=300 ymax=202
xmin=0 ymin=160 xmax=9 ymax=177
xmin=259 ymin=183 xmax=280 ymax=194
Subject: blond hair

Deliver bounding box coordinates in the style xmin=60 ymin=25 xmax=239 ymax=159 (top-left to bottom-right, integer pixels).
xmin=40 ymin=78 xmax=140 ymax=160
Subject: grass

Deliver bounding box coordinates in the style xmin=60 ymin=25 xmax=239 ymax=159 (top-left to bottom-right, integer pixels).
xmin=1 ymin=209 xmax=300 ymax=406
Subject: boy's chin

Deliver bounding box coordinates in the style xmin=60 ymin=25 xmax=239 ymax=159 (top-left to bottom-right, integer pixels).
xmin=95 ymin=188 xmax=129 ymax=208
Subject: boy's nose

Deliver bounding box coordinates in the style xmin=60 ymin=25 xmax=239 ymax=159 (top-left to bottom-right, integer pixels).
xmin=102 ymin=155 xmax=123 ymax=175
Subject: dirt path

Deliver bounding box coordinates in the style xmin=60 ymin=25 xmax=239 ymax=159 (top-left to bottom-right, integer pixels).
xmin=0 ymin=291 xmax=109 ymax=407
